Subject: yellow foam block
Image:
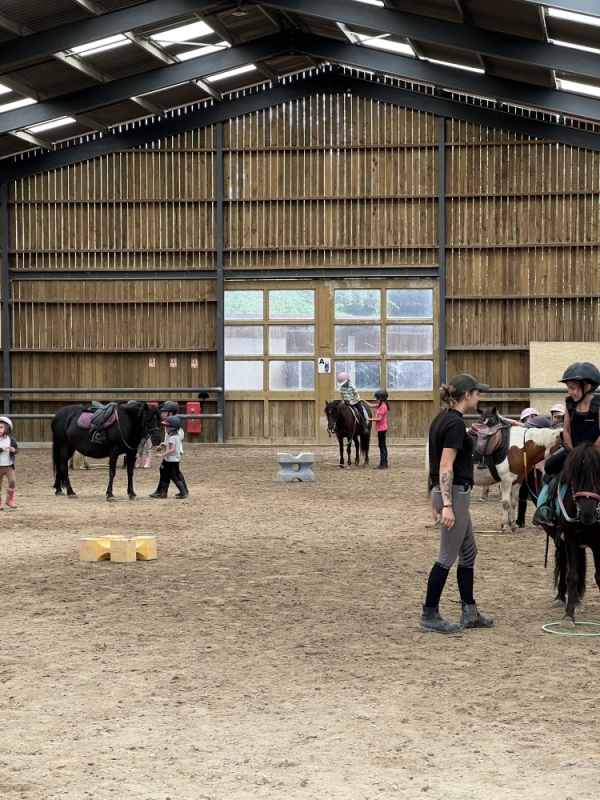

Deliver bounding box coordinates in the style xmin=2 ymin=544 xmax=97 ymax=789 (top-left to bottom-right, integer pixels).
xmin=79 ymin=536 xmax=125 ymax=562
xmin=133 ymin=536 xmax=157 ymax=561
xmin=109 ymin=538 xmax=137 ymax=563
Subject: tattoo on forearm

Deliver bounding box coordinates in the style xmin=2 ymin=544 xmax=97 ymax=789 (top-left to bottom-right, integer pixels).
xmin=441 ymin=469 xmax=453 ymax=505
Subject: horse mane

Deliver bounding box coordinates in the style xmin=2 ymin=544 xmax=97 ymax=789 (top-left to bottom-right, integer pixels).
xmin=525 ymin=427 xmax=560 ymax=454
xmin=563 ymin=442 xmax=600 ymax=495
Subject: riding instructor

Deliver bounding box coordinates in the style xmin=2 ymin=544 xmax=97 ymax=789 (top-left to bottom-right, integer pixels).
xmin=421 ymin=373 xmax=494 ymax=634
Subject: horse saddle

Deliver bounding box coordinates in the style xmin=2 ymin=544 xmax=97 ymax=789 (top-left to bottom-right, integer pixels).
xmin=469 ymin=422 xmax=510 ymax=475
xmin=348 ymin=403 xmax=368 ymax=429
xmin=77 ymin=402 xmax=118 ymax=434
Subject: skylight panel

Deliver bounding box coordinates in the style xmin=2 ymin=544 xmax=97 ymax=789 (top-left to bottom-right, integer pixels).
xmin=28 ymin=116 xmax=76 ymax=134
xmin=150 ymin=20 xmax=214 ymax=43
xmin=546 ymin=7 xmax=600 ymax=28
xmin=427 ymin=58 xmax=484 ymax=74
xmin=550 ymin=39 xmax=600 ymax=55
xmin=557 ymin=76 xmax=600 ymax=98
xmin=176 ymin=42 xmax=230 ymax=62
xmin=206 ymin=64 xmax=257 ymax=83
xmin=70 ymin=34 xmax=130 ymax=57
xmin=0 ymin=84 xmax=11 ymax=96
xmin=355 ymin=33 xmax=415 ymax=57
xmin=0 ymin=97 xmax=36 ymax=114
xmin=352 ymin=0 xmax=385 ymax=6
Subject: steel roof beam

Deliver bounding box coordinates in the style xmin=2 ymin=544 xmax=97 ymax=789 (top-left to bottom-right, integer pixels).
xmin=294 ymin=33 xmax=600 ymax=124
xmin=0 ymin=0 xmax=223 ymax=72
xmin=5 ymin=70 xmax=600 ymax=184
xmin=0 ymin=34 xmax=288 ymax=135
xmin=264 ymin=0 xmax=600 ymax=83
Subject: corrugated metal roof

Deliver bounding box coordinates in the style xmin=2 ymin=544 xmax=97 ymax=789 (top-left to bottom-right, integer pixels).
xmin=0 ymin=135 xmax=34 ymax=157
xmin=90 ymin=98 xmax=152 ymax=125
xmin=386 ymin=0 xmax=462 ymax=24
xmin=483 ymin=56 xmax=554 ymax=88
xmin=265 ymin=55 xmax=317 ymax=78
xmin=294 ymin=13 xmax=347 ymax=41
xmin=144 ymin=81 xmax=212 ymax=108
xmin=92 ymin=0 xmax=146 ymax=11
xmin=546 ymin=16 xmax=600 ymax=51
xmin=82 ymin=43 xmax=162 ymax=80
xmin=10 ymin=57 xmax=99 ymax=95
xmin=0 ymin=0 xmax=91 ymax=32
xmin=214 ymin=5 xmax=280 ymax=43
xmin=463 ymin=0 xmax=544 ymax=40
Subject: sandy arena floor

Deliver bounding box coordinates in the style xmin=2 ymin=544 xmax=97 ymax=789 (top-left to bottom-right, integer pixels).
xmin=1 ymin=445 xmax=598 ymax=800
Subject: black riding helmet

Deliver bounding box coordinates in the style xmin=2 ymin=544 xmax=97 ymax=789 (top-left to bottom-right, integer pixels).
xmin=374 ymin=389 xmax=388 ymax=400
xmin=559 ymin=362 xmax=600 ymax=393
xmin=160 ymin=400 xmax=179 ymax=413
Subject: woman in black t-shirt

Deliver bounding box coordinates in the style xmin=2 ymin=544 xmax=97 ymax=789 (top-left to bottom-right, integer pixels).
xmin=420 ymin=373 xmax=494 ymax=634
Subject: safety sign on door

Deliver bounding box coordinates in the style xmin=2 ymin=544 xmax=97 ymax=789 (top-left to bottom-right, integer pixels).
xmin=317 ymin=357 xmax=331 ymax=374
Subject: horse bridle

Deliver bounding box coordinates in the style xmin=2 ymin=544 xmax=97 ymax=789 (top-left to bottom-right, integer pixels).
xmin=115 ymin=406 xmax=161 ymax=452
xmin=558 ymin=483 xmax=600 ymax=523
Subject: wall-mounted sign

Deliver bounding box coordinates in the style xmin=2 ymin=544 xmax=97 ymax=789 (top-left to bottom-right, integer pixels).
xmin=191 ymin=358 xmax=198 ymax=369
xmin=317 ymin=357 xmax=331 ymax=374
xmin=169 ymin=358 xmax=177 ymax=368
xmin=148 ymin=358 xmax=156 ymax=368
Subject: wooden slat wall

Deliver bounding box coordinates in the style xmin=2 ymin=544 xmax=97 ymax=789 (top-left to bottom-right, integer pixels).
xmin=446 ymin=120 xmax=600 ymax=417
xmin=223 ymin=96 xmax=438 ymax=268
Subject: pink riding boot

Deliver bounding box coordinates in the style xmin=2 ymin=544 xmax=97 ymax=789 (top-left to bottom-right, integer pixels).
xmin=143 ymin=457 xmax=151 ymax=469
xmin=6 ymin=489 xmax=16 ymax=509
xmin=135 ymin=456 xmax=142 ymax=468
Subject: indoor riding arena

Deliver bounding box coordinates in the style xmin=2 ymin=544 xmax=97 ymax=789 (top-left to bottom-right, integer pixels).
xmin=2 ymin=1 xmax=600 ymax=798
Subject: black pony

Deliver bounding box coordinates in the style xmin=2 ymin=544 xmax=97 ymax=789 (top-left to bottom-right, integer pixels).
xmin=556 ymin=442 xmax=600 ymax=626
xmin=325 ymin=400 xmax=371 ymax=468
xmin=51 ymin=402 xmax=162 ymax=501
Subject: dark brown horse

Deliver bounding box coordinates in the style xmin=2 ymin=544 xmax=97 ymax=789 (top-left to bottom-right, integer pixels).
xmin=556 ymin=442 xmax=600 ymax=626
xmin=325 ymin=400 xmax=371 ymax=468
xmin=51 ymin=402 xmax=162 ymax=501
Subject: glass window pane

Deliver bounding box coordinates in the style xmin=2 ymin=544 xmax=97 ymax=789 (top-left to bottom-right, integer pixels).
xmin=269 ymin=325 xmax=315 ymax=355
xmin=387 ymin=360 xmax=433 ymax=390
xmin=269 ymin=360 xmax=315 ymax=390
xmin=269 ymin=290 xmax=314 ymax=319
xmin=387 ymin=289 xmax=433 ymax=319
xmin=387 ymin=325 xmax=433 ymax=355
xmin=335 ymin=325 xmax=381 ymax=355
xmin=225 ymin=360 xmax=263 ymax=390
xmin=335 ymin=361 xmax=381 ymax=391
xmin=225 ymin=326 xmax=263 ymax=355
xmin=225 ymin=290 xmax=263 ymax=320
xmin=335 ymin=289 xmax=380 ymax=319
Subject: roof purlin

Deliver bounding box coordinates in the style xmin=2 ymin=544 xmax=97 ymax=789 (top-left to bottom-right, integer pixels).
xmin=264 ymin=0 xmax=600 ymax=83
xmin=0 ymin=0 xmax=221 ymax=73
xmin=0 ymin=33 xmax=289 ymax=135
xmin=294 ymin=33 xmax=600 ymax=124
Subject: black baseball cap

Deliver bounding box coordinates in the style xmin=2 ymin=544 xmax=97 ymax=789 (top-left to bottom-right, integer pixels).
xmin=448 ymin=373 xmax=490 ymax=395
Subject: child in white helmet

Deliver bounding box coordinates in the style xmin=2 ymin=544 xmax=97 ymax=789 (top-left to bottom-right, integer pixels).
xmin=155 ymin=415 xmax=189 ymax=499
xmin=0 ymin=416 xmax=19 ymax=510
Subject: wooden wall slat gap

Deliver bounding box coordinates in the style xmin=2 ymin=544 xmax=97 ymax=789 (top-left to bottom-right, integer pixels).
xmin=447 ymin=242 xmax=599 ymax=249
xmin=445 ymin=140 xmax=554 ymax=147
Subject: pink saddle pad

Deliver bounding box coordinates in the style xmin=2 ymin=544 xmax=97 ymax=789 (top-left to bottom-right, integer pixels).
xmin=77 ymin=411 xmax=116 ymax=431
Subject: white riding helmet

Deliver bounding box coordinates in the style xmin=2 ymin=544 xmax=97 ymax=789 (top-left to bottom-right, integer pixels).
xmin=520 ymin=407 xmax=539 ymax=421
xmin=337 ymin=372 xmax=350 ymax=384
xmin=0 ymin=416 xmax=12 ymax=430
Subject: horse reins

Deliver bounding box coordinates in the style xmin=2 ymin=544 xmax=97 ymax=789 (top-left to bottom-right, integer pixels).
xmin=115 ymin=406 xmax=160 ymax=452
xmin=557 ymin=483 xmax=600 ymax=523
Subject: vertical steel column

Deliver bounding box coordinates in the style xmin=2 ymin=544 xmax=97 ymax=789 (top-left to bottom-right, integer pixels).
xmin=437 ymin=117 xmax=447 ymax=387
xmin=216 ymin=122 xmax=225 ymax=442
xmin=1 ymin=184 xmax=10 ymax=414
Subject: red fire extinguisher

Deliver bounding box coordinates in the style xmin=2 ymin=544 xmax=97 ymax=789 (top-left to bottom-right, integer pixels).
xmin=186 ymin=401 xmax=201 ymax=434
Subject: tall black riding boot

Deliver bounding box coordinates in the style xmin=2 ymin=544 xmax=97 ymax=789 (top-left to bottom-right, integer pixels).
xmin=516 ymin=499 xmax=527 ymax=528
xmin=174 ymin=479 xmax=189 ymax=499
xmin=149 ymin=477 xmax=169 ymax=499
